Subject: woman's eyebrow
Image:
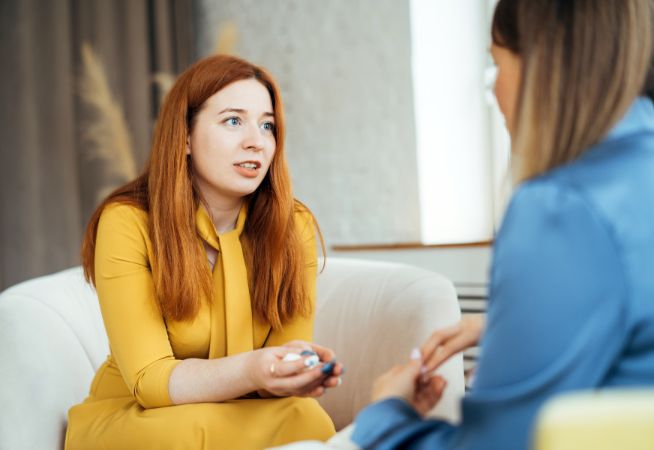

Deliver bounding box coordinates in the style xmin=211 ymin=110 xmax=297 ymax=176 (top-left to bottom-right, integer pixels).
xmin=217 ymin=107 xmax=246 ymax=114
xmin=217 ymin=108 xmax=274 ymax=117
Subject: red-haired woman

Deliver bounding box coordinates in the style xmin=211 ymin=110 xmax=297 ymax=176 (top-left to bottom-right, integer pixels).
xmin=65 ymin=55 xmax=341 ymax=449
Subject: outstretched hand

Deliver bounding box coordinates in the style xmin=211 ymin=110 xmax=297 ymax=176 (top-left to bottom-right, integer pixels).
xmin=371 ymin=353 xmax=447 ymax=417
xmin=420 ymin=314 xmax=485 ymax=375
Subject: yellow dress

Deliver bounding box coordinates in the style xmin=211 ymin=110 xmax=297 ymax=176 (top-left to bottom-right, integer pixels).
xmin=65 ymin=202 xmax=335 ymax=450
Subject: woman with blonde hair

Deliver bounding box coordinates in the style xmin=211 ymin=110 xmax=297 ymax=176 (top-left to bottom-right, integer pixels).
xmin=349 ymin=0 xmax=654 ymax=449
xmin=65 ymin=54 xmax=341 ymax=449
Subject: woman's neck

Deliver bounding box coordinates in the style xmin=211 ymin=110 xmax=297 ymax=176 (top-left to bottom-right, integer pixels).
xmin=204 ymin=198 xmax=243 ymax=234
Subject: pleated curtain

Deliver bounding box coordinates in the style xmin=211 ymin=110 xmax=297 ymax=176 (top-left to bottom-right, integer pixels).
xmin=0 ymin=0 xmax=195 ymax=290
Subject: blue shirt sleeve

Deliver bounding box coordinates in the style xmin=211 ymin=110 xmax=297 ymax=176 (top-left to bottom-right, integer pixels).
xmin=352 ymin=179 xmax=628 ymax=450
xmin=352 ymin=398 xmax=456 ymax=449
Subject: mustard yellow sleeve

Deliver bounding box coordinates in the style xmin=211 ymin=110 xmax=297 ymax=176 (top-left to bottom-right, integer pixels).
xmin=264 ymin=209 xmax=318 ymax=345
xmin=94 ymin=204 xmax=181 ymax=408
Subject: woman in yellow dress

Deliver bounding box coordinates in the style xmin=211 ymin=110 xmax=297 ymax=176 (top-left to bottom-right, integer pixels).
xmin=65 ymin=54 xmax=342 ymax=449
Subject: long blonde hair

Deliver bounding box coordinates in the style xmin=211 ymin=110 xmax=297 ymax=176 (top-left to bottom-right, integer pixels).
xmin=492 ymin=0 xmax=654 ymax=182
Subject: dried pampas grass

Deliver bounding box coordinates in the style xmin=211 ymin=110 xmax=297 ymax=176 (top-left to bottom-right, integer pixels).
xmin=214 ymin=21 xmax=238 ymax=55
xmin=152 ymin=72 xmax=176 ymax=109
xmin=79 ymin=42 xmax=137 ymax=203
xmin=151 ymin=21 xmax=239 ymax=110
xmin=77 ymin=22 xmax=240 ymax=205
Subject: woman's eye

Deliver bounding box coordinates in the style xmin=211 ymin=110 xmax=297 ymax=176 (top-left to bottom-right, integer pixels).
xmin=262 ymin=122 xmax=275 ymax=132
xmin=224 ymin=117 xmax=240 ymax=126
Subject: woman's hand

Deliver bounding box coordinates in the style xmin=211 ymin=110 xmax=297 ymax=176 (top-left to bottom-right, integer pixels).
xmin=420 ymin=314 xmax=486 ymax=374
xmin=283 ymin=340 xmax=345 ymax=391
xmin=371 ymin=357 xmax=447 ymax=417
xmin=248 ymin=340 xmax=343 ymax=398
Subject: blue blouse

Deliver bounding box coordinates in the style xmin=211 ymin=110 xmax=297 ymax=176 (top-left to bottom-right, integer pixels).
xmin=352 ymin=97 xmax=654 ymax=450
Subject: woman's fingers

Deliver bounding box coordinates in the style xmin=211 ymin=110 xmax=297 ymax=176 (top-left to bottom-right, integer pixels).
xmin=270 ymin=365 xmax=326 ymax=394
xmin=321 ymin=374 xmax=342 ymax=388
xmin=422 ymin=333 xmax=470 ymax=373
xmin=420 ymin=315 xmax=486 ymax=373
xmin=289 ymin=361 xmax=343 ymax=393
xmin=413 ymin=375 xmax=447 ymax=416
xmin=269 ymin=341 xmax=344 ymax=396
xmin=280 ymin=340 xmax=341 ymax=373
xmin=371 ymin=360 xmax=422 ymax=403
xmin=306 ymin=342 xmax=336 ymax=363
xmin=420 ymin=324 xmax=461 ymax=363
xmin=281 ymin=340 xmax=337 ymax=365
xmin=280 ymin=340 xmax=313 ymax=354
xmin=304 ymin=385 xmax=325 ymax=398
xmin=268 ymin=357 xmax=313 ymax=378
xmin=430 ymin=375 xmax=447 ymax=398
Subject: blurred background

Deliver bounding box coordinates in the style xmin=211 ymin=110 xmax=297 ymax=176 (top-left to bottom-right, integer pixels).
xmin=0 ymin=0 xmax=509 ymax=322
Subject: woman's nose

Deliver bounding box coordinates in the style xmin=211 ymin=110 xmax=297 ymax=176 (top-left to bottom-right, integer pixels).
xmin=242 ymin=122 xmax=264 ymax=151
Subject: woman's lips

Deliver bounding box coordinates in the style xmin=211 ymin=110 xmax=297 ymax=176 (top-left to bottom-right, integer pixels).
xmin=233 ymin=161 xmax=261 ymax=178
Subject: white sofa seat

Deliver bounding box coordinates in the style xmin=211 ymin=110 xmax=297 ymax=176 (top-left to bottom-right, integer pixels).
xmin=0 ymin=258 xmax=463 ymax=449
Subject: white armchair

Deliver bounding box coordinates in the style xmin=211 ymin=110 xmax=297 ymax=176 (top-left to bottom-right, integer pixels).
xmin=313 ymin=258 xmax=463 ymax=430
xmin=0 ymin=258 xmax=463 ymax=449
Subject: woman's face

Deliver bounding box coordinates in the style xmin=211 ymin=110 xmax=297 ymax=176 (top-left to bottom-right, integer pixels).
xmin=187 ymin=78 xmax=276 ymax=206
xmin=490 ymin=43 xmax=522 ymax=137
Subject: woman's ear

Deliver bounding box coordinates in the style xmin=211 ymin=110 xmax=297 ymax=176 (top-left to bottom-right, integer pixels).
xmin=186 ymin=135 xmax=191 ymax=155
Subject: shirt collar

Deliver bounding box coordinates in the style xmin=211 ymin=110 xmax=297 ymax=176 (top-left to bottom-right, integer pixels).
xmin=604 ymin=96 xmax=654 ymax=142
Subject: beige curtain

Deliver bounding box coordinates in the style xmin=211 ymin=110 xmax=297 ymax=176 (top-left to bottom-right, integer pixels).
xmin=0 ymin=0 xmax=195 ymax=290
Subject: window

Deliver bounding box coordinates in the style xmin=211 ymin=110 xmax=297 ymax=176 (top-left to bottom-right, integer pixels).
xmin=410 ymin=0 xmax=510 ymax=244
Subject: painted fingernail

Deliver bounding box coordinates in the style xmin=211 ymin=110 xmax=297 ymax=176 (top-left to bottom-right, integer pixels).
xmin=337 ymin=377 xmax=343 ymax=386
xmin=410 ymin=348 xmax=421 ymax=360
xmin=300 ymin=350 xmax=317 ymax=356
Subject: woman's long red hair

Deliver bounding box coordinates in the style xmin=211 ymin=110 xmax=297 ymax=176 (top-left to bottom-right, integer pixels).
xmin=81 ymin=55 xmax=322 ymax=329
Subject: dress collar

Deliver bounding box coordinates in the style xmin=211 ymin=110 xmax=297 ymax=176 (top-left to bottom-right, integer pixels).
xmin=195 ymin=201 xmax=248 ymax=250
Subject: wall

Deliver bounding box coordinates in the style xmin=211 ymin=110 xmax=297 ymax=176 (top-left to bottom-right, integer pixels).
xmin=332 ymin=246 xmax=492 ymax=286
xmin=195 ymin=0 xmax=422 ymax=246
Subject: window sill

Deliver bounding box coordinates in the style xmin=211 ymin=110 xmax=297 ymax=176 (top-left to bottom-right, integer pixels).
xmin=331 ymin=240 xmax=493 ymax=252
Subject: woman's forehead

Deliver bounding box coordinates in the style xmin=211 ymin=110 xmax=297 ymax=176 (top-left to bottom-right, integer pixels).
xmin=204 ymin=79 xmax=273 ymax=114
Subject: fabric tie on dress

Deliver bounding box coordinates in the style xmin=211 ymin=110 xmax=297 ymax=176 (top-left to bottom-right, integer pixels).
xmin=217 ymin=215 xmax=254 ymax=356
xmin=196 ymin=204 xmax=255 ymax=358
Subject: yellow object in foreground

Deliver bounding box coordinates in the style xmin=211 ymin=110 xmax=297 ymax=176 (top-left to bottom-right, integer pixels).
xmin=533 ymin=389 xmax=654 ymax=450
xmin=65 ymin=203 xmax=334 ymax=449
